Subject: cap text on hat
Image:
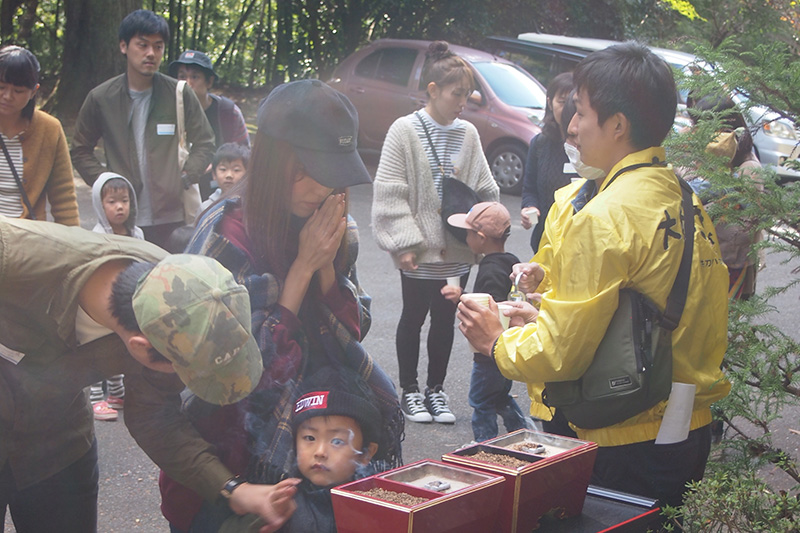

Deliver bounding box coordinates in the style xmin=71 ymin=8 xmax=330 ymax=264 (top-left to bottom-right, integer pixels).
xmin=256 ymin=80 xmax=372 ymax=190
xmin=132 ymin=254 xmax=263 ymax=405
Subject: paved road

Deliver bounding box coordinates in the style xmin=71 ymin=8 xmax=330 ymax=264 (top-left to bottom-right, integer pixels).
xmin=5 ymin=164 xmax=799 ymax=531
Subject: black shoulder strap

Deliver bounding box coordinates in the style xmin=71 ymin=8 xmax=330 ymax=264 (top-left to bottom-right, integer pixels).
xmin=0 ymin=134 xmax=36 ymax=220
xmin=661 ymin=178 xmax=695 ymax=331
xmin=415 ymin=111 xmax=445 ymax=176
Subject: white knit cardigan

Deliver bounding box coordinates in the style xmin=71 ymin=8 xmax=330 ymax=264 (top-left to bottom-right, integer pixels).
xmin=371 ymin=113 xmax=500 ymax=268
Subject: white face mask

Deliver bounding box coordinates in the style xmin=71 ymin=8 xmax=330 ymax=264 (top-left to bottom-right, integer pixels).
xmin=564 ymin=142 xmax=606 ymax=181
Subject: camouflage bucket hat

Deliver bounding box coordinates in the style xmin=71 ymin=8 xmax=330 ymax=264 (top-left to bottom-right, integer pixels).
xmin=132 ymin=254 xmax=263 ymax=405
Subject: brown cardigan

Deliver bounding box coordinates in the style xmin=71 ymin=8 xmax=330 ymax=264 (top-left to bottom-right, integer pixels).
xmin=14 ymin=109 xmax=80 ymax=225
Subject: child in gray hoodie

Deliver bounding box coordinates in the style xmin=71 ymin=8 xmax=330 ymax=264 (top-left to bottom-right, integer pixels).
xmin=89 ymin=172 xmax=143 ymax=420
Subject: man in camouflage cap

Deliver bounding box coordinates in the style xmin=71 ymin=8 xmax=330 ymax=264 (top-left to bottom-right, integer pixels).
xmin=0 ymin=216 xmax=262 ymax=531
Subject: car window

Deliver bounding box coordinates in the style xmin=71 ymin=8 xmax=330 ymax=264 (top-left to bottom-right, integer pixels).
xmin=472 ymin=61 xmax=546 ymax=109
xmin=495 ymin=49 xmax=557 ymax=86
xmin=354 ymin=47 xmax=417 ymax=87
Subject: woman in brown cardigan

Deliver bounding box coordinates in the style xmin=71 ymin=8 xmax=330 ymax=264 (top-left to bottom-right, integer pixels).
xmin=0 ymin=45 xmax=78 ymax=225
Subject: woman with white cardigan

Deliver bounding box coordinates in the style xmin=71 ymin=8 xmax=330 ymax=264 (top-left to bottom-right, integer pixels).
xmin=372 ymin=41 xmax=499 ymax=425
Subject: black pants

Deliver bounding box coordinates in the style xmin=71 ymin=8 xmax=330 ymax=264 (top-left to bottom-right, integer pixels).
xmin=142 ymin=221 xmax=186 ymax=250
xmin=0 ymin=439 xmax=99 ymax=532
xmin=591 ymin=424 xmax=712 ymax=509
xmin=396 ymin=272 xmax=468 ymax=391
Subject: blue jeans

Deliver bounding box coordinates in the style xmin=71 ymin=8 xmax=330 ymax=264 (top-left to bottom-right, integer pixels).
xmin=468 ymin=358 xmax=529 ymax=442
xmin=0 ymin=439 xmax=99 ymax=533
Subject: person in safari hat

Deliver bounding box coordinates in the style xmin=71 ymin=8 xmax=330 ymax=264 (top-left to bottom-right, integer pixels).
xmin=0 ymin=215 xmax=263 ymax=532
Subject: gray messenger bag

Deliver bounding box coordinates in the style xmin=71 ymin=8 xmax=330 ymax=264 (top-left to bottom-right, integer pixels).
xmin=543 ymin=176 xmax=696 ymax=430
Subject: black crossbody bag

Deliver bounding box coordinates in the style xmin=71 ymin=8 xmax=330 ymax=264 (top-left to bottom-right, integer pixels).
xmin=416 ymin=112 xmax=479 ymax=244
xmin=543 ymin=166 xmax=696 ymax=429
xmin=0 ymin=134 xmax=36 ymax=220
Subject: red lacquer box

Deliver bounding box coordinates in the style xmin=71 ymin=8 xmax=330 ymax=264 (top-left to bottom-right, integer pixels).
xmin=442 ymin=429 xmax=598 ymax=532
xmin=331 ymin=459 xmax=505 ymax=533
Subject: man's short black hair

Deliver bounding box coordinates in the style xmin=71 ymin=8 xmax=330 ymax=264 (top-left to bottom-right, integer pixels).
xmin=110 ymin=261 xmax=170 ymax=365
xmin=213 ymin=143 xmax=251 ymax=170
xmin=573 ymin=42 xmax=677 ymax=150
xmin=118 ymin=9 xmax=169 ymax=44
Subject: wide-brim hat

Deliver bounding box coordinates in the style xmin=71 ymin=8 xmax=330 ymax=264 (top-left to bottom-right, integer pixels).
xmin=257 ymin=79 xmax=372 ymax=189
xmin=168 ymin=50 xmax=216 ymax=79
xmin=132 ymin=254 xmax=263 ymax=405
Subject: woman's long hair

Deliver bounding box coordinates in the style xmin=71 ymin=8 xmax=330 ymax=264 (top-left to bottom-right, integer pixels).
xmin=242 ymin=131 xmax=349 ymax=278
xmin=541 ymin=72 xmax=573 ymax=140
xmin=0 ymin=45 xmax=39 ymax=120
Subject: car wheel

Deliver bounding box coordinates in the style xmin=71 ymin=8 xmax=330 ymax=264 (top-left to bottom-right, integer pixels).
xmin=488 ymin=143 xmax=526 ymax=195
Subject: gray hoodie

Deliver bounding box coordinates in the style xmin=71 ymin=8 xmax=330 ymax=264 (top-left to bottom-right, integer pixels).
xmin=91 ymin=172 xmax=144 ymax=239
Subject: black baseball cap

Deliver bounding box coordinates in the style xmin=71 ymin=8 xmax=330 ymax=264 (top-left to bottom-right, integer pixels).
xmin=257 ymin=79 xmax=372 ymax=189
xmin=168 ymin=50 xmax=215 ymax=79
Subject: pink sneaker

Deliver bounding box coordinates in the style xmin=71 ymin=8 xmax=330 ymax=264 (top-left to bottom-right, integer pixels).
xmin=93 ymin=401 xmax=118 ymax=421
xmin=107 ymin=396 xmax=124 ymax=410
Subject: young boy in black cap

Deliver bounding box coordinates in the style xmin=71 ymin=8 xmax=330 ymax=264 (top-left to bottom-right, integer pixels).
xmin=219 ymin=365 xmax=382 ymax=532
xmin=445 ymin=202 xmax=530 ymax=442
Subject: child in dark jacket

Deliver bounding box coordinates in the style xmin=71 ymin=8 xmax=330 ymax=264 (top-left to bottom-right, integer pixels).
xmin=444 ymin=202 xmax=530 ymax=442
xmin=219 ymin=365 xmax=382 ymax=532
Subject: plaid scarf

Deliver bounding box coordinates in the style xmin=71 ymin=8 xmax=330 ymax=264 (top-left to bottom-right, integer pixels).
xmin=188 ymin=199 xmax=404 ymax=483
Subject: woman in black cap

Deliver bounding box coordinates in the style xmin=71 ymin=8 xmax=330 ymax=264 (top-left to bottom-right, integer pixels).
xmin=159 ymin=80 xmax=403 ymax=533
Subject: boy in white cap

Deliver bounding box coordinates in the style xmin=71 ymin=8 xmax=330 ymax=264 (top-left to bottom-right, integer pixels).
xmin=445 ymin=202 xmax=529 ymax=442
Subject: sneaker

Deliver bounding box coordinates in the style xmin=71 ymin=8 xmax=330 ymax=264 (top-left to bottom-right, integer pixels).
xmin=401 ymin=387 xmax=433 ymax=423
xmin=424 ymin=386 xmax=456 ymax=424
xmin=107 ymin=396 xmax=124 ymax=410
xmin=93 ymin=401 xmax=118 ymax=421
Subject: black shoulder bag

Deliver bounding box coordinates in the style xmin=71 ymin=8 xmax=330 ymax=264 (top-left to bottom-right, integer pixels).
xmin=416 ymin=112 xmax=479 ymax=244
xmin=542 ymin=170 xmax=696 ymax=429
xmin=0 ymin=134 xmax=36 ymax=220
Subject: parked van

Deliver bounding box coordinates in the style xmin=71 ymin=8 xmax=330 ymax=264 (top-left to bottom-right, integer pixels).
xmin=482 ymin=33 xmax=799 ymax=179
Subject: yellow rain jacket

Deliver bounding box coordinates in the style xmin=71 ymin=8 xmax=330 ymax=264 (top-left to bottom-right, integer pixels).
xmin=494 ymin=147 xmax=731 ymax=447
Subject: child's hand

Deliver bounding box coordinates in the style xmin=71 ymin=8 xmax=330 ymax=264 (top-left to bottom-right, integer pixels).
xmin=441 ymin=284 xmax=463 ymax=303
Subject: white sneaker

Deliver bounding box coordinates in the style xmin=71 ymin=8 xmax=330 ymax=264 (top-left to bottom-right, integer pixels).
xmin=424 ymin=386 xmax=456 ymax=424
xmin=402 ymin=389 xmax=433 ymax=423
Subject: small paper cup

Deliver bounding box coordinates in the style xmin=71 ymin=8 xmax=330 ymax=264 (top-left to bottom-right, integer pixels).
xmin=461 ymin=293 xmax=491 ymax=308
xmin=446 ymin=276 xmax=461 ymax=288
xmin=523 ymin=208 xmax=539 ymax=228
xmin=497 ymin=303 xmax=514 ymax=330
xmin=461 ymin=293 xmax=492 ymax=352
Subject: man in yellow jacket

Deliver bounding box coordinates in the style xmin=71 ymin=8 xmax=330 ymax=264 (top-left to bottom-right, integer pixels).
xmin=458 ymin=42 xmax=730 ymax=508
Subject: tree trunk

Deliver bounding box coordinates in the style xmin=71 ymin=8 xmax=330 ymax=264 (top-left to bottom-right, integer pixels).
xmin=48 ymin=0 xmax=141 ymax=122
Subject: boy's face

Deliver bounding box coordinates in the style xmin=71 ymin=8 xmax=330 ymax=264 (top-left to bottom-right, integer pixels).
xmin=120 ymin=33 xmax=164 ymax=79
xmin=213 ymin=158 xmax=246 ymax=194
xmin=295 ymin=415 xmax=373 ymax=488
xmin=102 ymin=187 xmax=131 ymax=233
xmin=465 ymin=228 xmax=484 ymax=255
xmin=568 ymin=88 xmax=619 ymax=173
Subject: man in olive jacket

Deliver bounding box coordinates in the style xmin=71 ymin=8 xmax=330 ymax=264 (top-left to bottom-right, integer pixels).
xmin=71 ymin=9 xmax=215 ymax=249
xmin=0 ymin=216 xmax=277 ymax=532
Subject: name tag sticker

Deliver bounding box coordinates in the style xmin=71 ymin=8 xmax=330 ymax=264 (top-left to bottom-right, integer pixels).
xmin=157 ymin=123 xmax=176 ymax=135
xmin=0 ymin=342 xmax=25 ymax=365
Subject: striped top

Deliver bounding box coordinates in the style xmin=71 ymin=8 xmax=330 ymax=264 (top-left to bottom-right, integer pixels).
xmin=0 ymin=133 xmax=24 ymax=217
xmin=405 ymin=109 xmax=470 ymax=281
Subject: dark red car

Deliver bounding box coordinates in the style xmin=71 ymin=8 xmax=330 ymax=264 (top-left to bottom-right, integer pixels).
xmin=328 ymin=39 xmax=547 ymax=194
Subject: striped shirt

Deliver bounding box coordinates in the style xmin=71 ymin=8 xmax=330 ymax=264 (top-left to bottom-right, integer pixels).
xmin=404 ymin=110 xmax=470 ymax=281
xmin=0 ymin=133 xmax=24 ymax=217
